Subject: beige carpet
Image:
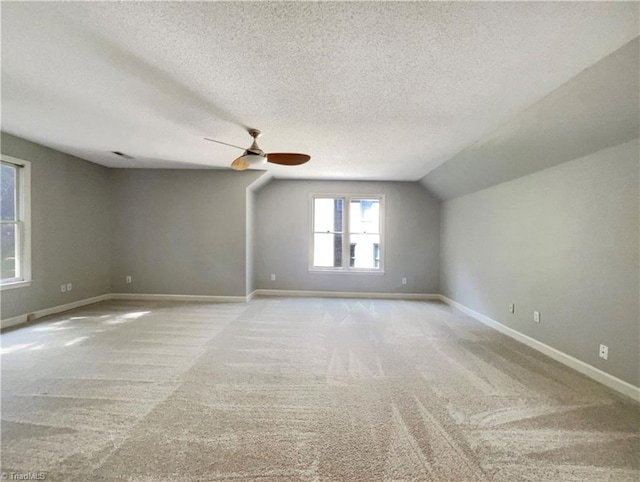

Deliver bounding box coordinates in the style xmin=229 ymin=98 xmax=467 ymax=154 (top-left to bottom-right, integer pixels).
xmin=1 ymin=297 xmax=638 ymax=481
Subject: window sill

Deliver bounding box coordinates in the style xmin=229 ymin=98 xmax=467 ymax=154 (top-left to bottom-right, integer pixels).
xmin=309 ymin=269 xmax=385 ymax=275
xmin=0 ymin=280 xmax=33 ymax=291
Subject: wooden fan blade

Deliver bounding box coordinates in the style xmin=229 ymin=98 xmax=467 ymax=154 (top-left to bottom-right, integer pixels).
xmin=266 ymin=153 xmax=311 ymax=166
xmin=231 ymin=156 xmax=250 ymax=171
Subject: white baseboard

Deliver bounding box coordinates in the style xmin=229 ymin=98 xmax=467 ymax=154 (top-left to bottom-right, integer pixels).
xmin=253 ymin=289 xmax=440 ymax=301
xmin=0 ymin=314 xmax=28 ymax=330
xmin=1 ymin=294 xmax=111 ymax=330
xmin=1 ymin=292 xmax=248 ymax=330
xmin=110 ymin=293 xmax=249 ymax=303
xmin=439 ymin=295 xmax=640 ymax=403
xmin=2 ymin=290 xmax=435 ymax=330
xmin=6 ymin=290 xmax=636 ymax=402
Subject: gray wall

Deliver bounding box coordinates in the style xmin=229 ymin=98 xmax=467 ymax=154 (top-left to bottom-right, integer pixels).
xmin=0 ymin=132 xmax=112 ymax=319
xmin=4 ymin=132 xmax=637 ymax=389
xmin=255 ymin=180 xmax=440 ymax=294
xmin=246 ymin=188 xmax=256 ymax=295
xmin=246 ymin=173 xmax=273 ymax=296
xmin=420 ymin=38 xmax=639 ymax=201
xmin=110 ymin=169 xmax=262 ymax=297
xmin=440 ymin=139 xmax=639 ymax=386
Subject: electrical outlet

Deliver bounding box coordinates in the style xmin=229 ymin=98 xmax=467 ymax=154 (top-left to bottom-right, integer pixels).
xmin=67 ymin=283 xmax=72 ymax=292
xmin=270 ymin=274 xmax=276 ymax=281
xmin=60 ymin=284 xmax=66 ymax=293
xmin=533 ymin=311 xmax=540 ymax=323
xmin=509 ymin=304 xmax=515 ymax=313
xmin=401 ymin=277 xmax=407 ymax=285
xmin=599 ymin=344 xmax=608 ymax=360
xmin=125 ymin=276 xmax=132 ymax=284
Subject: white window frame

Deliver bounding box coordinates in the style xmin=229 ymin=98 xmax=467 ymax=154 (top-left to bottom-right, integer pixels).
xmin=309 ymin=193 xmax=385 ymax=274
xmin=1 ymin=155 xmax=32 ymax=290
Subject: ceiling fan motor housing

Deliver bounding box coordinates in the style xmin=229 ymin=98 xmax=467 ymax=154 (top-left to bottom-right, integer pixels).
xmin=242 ymin=128 xmax=267 ymax=165
xmin=205 ymin=127 xmax=310 ymax=169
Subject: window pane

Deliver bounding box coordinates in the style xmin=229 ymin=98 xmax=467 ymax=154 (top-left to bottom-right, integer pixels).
xmin=349 ymin=199 xmax=379 ymax=233
xmin=1 ymin=223 xmax=17 ymax=280
xmin=349 ymin=233 xmax=380 ymax=269
xmin=314 ymin=198 xmax=343 ymax=233
xmin=313 ymin=233 xmax=343 ymax=267
xmin=1 ymin=163 xmax=17 ymax=221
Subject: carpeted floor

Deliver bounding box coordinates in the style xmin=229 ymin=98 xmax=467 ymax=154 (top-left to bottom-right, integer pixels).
xmin=1 ymin=297 xmax=638 ymax=481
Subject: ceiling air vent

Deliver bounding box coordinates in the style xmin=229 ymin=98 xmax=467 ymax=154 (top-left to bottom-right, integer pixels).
xmin=111 ymin=151 xmax=135 ymax=160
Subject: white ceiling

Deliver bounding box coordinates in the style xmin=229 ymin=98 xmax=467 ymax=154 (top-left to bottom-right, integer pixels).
xmin=421 ymin=37 xmax=640 ymax=200
xmin=1 ymin=2 xmax=638 ymax=180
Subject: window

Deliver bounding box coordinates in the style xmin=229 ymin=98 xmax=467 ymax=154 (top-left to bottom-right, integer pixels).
xmin=1 ymin=156 xmax=31 ymax=289
xmin=311 ymin=195 xmax=383 ymax=272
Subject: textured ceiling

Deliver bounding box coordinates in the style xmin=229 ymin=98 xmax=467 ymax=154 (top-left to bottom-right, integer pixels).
xmin=1 ymin=2 xmax=638 ymax=180
xmin=421 ymin=37 xmax=640 ymax=200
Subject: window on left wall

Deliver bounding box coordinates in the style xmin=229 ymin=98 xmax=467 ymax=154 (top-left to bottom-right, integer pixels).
xmin=1 ymin=156 xmax=31 ymax=290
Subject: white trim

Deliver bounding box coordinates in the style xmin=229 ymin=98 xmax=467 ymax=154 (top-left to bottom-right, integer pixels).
xmin=254 ymin=289 xmax=439 ymax=301
xmin=1 ymin=292 xmax=248 ymax=330
xmin=3 ymin=290 xmax=637 ymax=403
xmin=0 ymin=314 xmax=28 ymax=330
xmin=308 ymin=268 xmax=385 ymax=275
xmin=110 ymin=293 xmax=248 ymax=303
xmin=1 ymin=156 xmax=31 ymax=288
xmin=309 ymin=193 xmax=385 ymax=273
xmin=439 ymin=295 xmax=640 ymax=403
xmin=33 ymin=294 xmax=111 ymax=319
xmin=21 ymin=160 xmax=31 ymax=285
xmin=0 ymin=280 xmax=32 ymax=291
xmin=1 ymin=294 xmax=110 ymax=330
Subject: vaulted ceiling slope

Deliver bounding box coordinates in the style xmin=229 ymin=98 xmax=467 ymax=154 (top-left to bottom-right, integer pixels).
xmin=420 ymin=37 xmax=640 ymax=200
xmin=1 ymin=2 xmax=638 ymax=181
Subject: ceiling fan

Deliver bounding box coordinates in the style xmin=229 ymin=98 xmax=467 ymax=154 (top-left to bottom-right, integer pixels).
xmin=204 ymin=129 xmax=311 ymax=171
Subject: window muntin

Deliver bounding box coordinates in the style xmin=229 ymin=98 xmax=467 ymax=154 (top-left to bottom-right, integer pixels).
xmin=311 ymin=195 xmax=383 ymax=272
xmin=1 ymin=157 xmax=31 ymax=288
